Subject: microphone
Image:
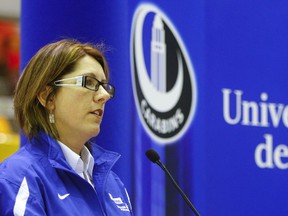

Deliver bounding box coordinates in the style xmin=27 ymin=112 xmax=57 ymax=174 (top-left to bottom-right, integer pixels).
xmin=145 ymin=148 xmax=200 ymax=216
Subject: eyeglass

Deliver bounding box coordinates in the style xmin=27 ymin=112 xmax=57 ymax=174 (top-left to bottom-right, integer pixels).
xmin=53 ymin=75 xmax=115 ymax=98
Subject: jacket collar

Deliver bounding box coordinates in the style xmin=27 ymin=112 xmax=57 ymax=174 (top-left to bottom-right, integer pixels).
xmin=28 ymin=131 xmax=121 ymax=173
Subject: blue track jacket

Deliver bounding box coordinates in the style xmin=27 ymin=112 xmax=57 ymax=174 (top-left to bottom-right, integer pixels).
xmin=0 ymin=132 xmax=133 ymax=215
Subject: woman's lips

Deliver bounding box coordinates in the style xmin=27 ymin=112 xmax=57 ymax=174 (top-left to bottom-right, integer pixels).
xmin=91 ymin=109 xmax=103 ymax=117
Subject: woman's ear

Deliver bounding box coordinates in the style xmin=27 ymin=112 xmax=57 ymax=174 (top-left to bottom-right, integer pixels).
xmin=37 ymin=86 xmax=55 ymax=110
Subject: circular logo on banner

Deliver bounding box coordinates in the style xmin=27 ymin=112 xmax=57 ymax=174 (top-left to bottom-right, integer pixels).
xmin=130 ymin=4 xmax=197 ymax=144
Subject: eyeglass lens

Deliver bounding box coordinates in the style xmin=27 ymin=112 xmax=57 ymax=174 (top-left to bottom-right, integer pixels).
xmin=85 ymin=76 xmax=114 ymax=97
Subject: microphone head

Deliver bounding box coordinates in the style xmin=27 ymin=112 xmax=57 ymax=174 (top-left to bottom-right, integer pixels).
xmin=145 ymin=148 xmax=160 ymax=163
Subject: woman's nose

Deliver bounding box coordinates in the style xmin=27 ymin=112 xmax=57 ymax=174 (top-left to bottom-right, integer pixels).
xmin=94 ymin=85 xmax=111 ymax=103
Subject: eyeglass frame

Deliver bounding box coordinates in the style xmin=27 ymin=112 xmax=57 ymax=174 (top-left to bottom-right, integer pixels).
xmin=52 ymin=75 xmax=115 ymax=98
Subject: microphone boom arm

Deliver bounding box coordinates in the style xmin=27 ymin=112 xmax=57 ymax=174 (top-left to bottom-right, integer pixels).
xmin=156 ymin=160 xmax=201 ymax=216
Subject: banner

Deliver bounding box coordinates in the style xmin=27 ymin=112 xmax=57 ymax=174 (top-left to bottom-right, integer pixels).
xmin=130 ymin=4 xmax=199 ymax=216
xmin=21 ymin=0 xmax=288 ymax=215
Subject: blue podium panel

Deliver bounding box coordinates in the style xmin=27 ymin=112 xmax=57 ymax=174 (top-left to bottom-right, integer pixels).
xmin=20 ymin=0 xmax=132 ymax=195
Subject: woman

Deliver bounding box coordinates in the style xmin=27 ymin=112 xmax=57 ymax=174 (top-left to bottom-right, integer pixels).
xmin=0 ymin=39 xmax=133 ymax=215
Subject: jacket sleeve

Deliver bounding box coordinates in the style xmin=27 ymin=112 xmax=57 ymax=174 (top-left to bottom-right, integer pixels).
xmin=0 ymin=177 xmax=47 ymax=216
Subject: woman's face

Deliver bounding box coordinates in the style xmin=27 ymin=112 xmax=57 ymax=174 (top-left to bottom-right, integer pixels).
xmin=53 ymin=55 xmax=111 ymax=147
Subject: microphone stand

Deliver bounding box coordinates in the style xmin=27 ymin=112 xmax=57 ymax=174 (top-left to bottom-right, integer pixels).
xmin=156 ymin=160 xmax=201 ymax=216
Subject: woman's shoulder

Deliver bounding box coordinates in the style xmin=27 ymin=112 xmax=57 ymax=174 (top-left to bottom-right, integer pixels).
xmin=0 ymin=145 xmax=48 ymax=184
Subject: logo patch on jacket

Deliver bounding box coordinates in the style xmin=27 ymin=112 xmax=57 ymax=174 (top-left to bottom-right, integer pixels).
xmin=108 ymin=193 xmax=130 ymax=212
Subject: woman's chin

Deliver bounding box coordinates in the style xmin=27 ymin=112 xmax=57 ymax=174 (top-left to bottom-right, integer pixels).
xmin=91 ymin=128 xmax=100 ymax=138
xmin=83 ymin=125 xmax=100 ymax=141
